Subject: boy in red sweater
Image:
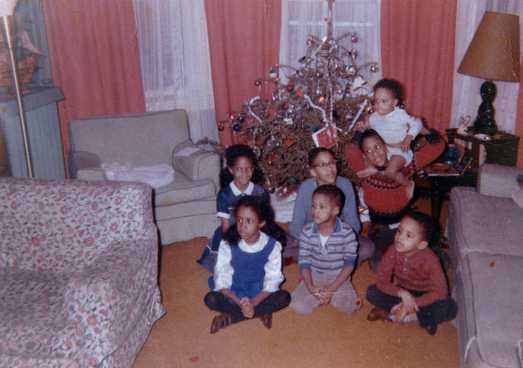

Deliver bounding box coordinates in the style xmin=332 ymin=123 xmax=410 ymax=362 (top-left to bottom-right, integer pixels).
xmin=365 ymin=211 xmax=457 ymax=335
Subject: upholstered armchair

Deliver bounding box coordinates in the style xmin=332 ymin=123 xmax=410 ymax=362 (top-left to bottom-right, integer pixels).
xmin=69 ymin=109 xmax=221 ymax=245
xmin=0 ymin=178 xmax=165 ymax=367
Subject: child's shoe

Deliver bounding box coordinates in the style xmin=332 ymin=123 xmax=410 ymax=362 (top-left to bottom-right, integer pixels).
xmin=422 ymin=323 xmax=438 ymax=336
xmin=389 ymin=312 xmax=417 ymax=323
xmin=367 ymin=307 xmax=391 ymax=322
xmin=259 ymin=314 xmax=272 ymax=329
xmin=210 ymin=313 xmax=232 ymax=334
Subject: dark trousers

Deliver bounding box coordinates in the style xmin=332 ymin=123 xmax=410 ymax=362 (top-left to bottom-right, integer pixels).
xmin=204 ymin=290 xmax=291 ymax=324
xmin=368 ymin=223 xmax=396 ymax=272
xmin=366 ymin=284 xmax=457 ymax=328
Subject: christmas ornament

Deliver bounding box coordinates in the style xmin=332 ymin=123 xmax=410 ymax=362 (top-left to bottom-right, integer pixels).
xmin=229 ymin=0 xmax=378 ymax=191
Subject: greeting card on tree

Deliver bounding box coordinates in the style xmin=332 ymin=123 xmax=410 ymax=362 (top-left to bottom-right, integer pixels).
xmin=312 ymin=125 xmax=337 ymax=148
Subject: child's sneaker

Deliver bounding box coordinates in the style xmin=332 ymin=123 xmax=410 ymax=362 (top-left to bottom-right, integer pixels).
xmin=259 ymin=314 xmax=272 ymax=329
xmin=210 ymin=313 xmax=232 ymax=334
xmin=389 ymin=312 xmax=417 ymax=323
xmin=422 ymin=323 xmax=438 ymax=336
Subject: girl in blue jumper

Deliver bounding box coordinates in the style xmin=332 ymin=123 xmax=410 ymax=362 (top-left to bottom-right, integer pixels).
xmin=204 ymin=195 xmax=290 ymax=334
xmin=198 ymin=144 xmax=270 ymax=272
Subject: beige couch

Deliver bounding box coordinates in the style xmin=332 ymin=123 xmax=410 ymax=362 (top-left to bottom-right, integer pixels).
xmin=447 ymin=164 xmax=523 ymax=368
xmin=69 ymin=109 xmax=220 ymax=245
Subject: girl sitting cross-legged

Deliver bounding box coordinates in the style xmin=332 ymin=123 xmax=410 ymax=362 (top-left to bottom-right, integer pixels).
xmin=204 ymin=195 xmax=290 ymax=334
xmin=197 ymin=144 xmax=270 ymax=272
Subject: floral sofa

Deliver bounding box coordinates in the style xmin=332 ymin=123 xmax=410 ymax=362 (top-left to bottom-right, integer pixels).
xmin=0 ymin=178 xmax=165 ymax=367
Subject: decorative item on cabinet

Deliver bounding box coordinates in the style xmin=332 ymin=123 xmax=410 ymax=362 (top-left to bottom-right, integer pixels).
xmin=0 ymin=0 xmax=64 ymax=179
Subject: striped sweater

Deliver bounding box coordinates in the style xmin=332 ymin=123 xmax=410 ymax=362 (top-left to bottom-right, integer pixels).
xmin=298 ymin=218 xmax=358 ymax=273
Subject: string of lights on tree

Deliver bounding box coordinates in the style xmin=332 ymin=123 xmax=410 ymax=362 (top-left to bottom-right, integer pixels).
xmin=219 ymin=0 xmax=379 ymax=193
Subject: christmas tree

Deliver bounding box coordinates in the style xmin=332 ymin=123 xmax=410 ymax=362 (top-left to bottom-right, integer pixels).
xmin=226 ymin=0 xmax=379 ymax=193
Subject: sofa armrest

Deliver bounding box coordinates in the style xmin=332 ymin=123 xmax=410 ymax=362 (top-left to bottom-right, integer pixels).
xmin=64 ymin=235 xmax=160 ymax=360
xmin=70 ymin=150 xmax=105 ymax=180
xmin=477 ymin=163 xmax=523 ymax=198
xmin=172 ymin=141 xmax=220 ymax=188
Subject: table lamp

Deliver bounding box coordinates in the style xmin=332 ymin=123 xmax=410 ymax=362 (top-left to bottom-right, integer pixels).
xmin=457 ymin=11 xmax=520 ymax=136
xmin=1 ymin=0 xmax=33 ymax=177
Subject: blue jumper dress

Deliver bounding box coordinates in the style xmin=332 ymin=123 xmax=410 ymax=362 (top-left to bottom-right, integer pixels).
xmin=209 ymin=237 xmax=277 ymax=299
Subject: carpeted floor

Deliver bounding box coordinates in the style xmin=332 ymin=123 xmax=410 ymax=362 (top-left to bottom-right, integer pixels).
xmin=134 ymin=223 xmax=459 ymax=367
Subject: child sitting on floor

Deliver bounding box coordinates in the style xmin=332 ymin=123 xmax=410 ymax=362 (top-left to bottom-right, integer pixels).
xmin=286 ymin=147 xmax=374 ymax=264
xmin=366 ymin=211 xmax=457 ymax=335
xmin=204 ymin=195 xmax=290 ymax=334
xmin=197 ymin=144 xmax=270 ymax=272
xmin=290 ymin=185 xmax=361 ymax=315
xmin=357 ymin=79 xmax=425 ymax=185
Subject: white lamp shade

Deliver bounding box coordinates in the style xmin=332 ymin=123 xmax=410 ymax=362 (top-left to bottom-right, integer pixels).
xmin=0 ymin=0 xmax=17 ymax=17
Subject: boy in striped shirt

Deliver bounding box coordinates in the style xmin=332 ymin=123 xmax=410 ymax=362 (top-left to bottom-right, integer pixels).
xmin=290 ymin=184 xmax=361 ymax=314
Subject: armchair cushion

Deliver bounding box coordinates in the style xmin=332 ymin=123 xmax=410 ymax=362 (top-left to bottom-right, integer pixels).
xmin=156 ymin=172 xmax=216 ymax=206
xmin=173 ymin=141 xmax=220 ymax=188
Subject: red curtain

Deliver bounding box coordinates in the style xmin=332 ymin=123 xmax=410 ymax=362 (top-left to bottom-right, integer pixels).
xmin=205 ymin=0 xmax=281 ymax=146
xmin=380 ymin=0 xmax=457 ymax=133
xmin=42 ymin=0 xmax=145 ymax=171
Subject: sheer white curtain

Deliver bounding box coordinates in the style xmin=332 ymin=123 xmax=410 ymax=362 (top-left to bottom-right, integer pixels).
xmin=451 ymin=0 xmax=522 ymax=133
xmin=133 ymin=0 xmax=218 ymax=142
xmin=280 ymin=0 xmax=382 ymax=85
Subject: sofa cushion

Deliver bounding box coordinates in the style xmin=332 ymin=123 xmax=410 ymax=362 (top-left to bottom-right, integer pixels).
xmin=155 ymin=171 xmax=215 ymax=206
xmin=512 ymin=188 xmax=523 ymax=209
xmin=0 ymin=270 xmax=83 ymax=359
xmin=449 ymin=187 xmax=523 ymax=262
xmin=462 ymin=253 xmax=523 ymax=368
xmin=478 ymin=164 xmax=522 ymax=198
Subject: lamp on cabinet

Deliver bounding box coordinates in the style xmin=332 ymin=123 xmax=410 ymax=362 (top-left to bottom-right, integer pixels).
xmin=0 ymin=0 xmax=33 ymax=177
xmin=457 ymin=11 xmax=520 ymax=136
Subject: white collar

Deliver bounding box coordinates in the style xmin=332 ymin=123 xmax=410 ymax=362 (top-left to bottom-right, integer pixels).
xmin=230 ymin=181 xmax=254 ymax=196
xmin=238 ymin=232 xmax=268 ymax=253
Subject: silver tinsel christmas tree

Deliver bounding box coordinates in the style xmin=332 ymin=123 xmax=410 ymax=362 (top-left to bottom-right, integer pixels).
xmin=226 ymin=0 xmax=379 ymax=192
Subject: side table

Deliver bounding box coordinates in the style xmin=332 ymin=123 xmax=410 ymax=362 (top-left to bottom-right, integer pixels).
xmin=446 ymin=128 xmax=519 ymax=172
xmin=419 ymin=129 xmax=519 ymax=225
xmin=421 ymin=171 xmax=476 ymax=224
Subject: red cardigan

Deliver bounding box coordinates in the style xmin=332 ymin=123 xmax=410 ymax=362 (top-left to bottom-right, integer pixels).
xmin=376 ymin=245 xmax=448 ymax=307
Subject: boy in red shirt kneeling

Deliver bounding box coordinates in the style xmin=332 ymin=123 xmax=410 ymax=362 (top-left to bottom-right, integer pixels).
xmin=366 ymin=211 xmax=457 ymax=335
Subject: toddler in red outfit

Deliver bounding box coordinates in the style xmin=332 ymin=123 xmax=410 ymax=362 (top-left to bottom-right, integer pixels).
xmin=365 ymin=211 xmax=457 ymax=335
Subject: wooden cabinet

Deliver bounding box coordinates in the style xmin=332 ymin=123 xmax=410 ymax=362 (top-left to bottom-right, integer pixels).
xmin=0 ymin=87 xmax=65 ymax=178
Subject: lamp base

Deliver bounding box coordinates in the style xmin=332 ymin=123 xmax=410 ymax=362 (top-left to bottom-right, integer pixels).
xmin=472 ymin=80 xmax=497 ymax=136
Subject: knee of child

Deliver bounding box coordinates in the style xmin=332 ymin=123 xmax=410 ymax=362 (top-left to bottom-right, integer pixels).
xmin=204 ymin=291 xmax=219 ymax=307
xmin=279 ymin=290 xmax=292 ymax=307
xmin=365 ymin=284 xmax=380 ymax=303
xmin=289 ymin=297 xmax=315 ymax=315
xmin=290 ymin=303 xmax=314 ymax=315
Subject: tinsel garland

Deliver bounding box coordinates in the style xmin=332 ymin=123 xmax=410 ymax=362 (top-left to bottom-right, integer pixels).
xmin=220 ymin=0 xmax=379 ymax=192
